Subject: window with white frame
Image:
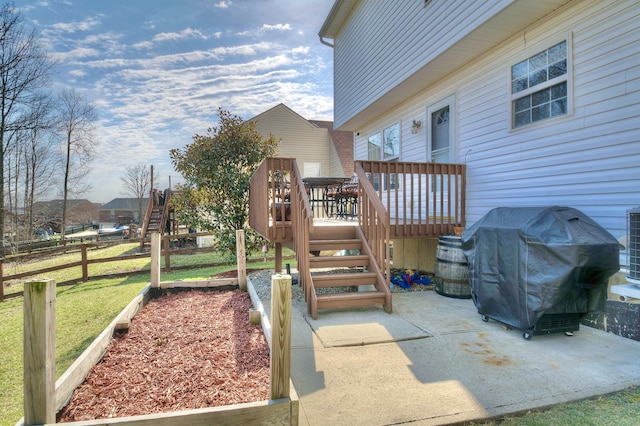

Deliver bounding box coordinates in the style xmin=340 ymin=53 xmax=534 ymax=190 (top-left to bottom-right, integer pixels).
xmin=511 ymin=40 xmax=569 ymax=128
xmin=367 ymin=123 xmax=400 ymax=161
xmin=367 ymin=123 xmax=399 ymax=190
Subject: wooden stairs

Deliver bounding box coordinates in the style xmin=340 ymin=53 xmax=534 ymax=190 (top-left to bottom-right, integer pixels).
xmin=140 ymin=204 xmax=165 ymax=251
xmin=306 ymin=225 xmax=392 ymax=319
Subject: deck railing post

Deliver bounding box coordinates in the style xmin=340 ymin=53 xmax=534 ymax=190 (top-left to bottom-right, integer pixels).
xmin=270 ymin=273 xmax=291 ymax=400
xmin=23 ymin=279 xmax=56 ymax=425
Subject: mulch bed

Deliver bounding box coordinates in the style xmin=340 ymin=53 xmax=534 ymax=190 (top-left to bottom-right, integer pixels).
xmin=57 ymin=289 xmax=270 ymax=422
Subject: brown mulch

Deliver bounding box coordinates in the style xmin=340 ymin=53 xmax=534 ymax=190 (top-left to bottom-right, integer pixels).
xmin=57 ymin=290 xmax=270 ymax=422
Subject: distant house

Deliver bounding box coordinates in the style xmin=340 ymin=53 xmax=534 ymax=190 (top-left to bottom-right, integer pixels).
xmin=32 ymin=199 xmax=99 ymax=231
xmin=250 ymin=103 xmax=354 ymax=178
xmin=99 ymin=198 xmax=148 ymax=224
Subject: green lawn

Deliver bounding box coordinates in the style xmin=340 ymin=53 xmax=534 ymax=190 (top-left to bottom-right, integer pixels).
xmin=0 ymin=243 xmax=290 ymax=425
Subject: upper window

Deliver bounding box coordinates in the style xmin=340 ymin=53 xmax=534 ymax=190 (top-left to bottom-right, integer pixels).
xmin=511 ymin=41 xmax=568 ymax=128
xmin=367 ymin=122 xmax=400 ymax=160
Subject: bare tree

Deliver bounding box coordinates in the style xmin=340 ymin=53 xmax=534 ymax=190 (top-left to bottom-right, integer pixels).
xmin=57 ymin=88 xmax=97 ymax=240
xmin=121 ymin=163 xmax=158 ymax=223
xmin=0 ymin=3 xmax=55 ymax=243
xmin=22 ymin=95 xmax=59 ymax=238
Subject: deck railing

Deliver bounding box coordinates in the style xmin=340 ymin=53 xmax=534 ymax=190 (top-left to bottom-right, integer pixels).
xmin=288 ymin=160 xmax=314 ymax=313
xmin=355 ymin=162 xmax=391 ymax=292
xmin=356 ymin=160 xmax=466 ymax=238
xmin=249 ymin=157 xmax=296 ymax=242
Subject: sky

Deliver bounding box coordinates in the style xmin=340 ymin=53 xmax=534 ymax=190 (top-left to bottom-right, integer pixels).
xmin=14 ymin=0 xmax=336 ymax=204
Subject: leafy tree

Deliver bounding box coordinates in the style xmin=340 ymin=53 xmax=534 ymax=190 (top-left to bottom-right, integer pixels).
xmin=170 ymin=108 xmax=278 ymax=257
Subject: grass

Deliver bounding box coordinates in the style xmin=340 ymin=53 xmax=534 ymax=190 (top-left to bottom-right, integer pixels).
xmin=0 ymin=243 xmax=292 ymax=425
xmin=470 ymin=385 xmax=640 ymax=425
xmin=1 ymin=244 xmax=638 ymax=425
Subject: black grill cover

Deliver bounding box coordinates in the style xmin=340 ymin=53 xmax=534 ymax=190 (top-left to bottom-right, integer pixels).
xmin=461 ymin=206 xmax=619 ymax=330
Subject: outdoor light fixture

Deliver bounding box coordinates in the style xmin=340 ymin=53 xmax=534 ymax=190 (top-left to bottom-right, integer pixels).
xmin=411 ymin=119 xmax=422 ymax=134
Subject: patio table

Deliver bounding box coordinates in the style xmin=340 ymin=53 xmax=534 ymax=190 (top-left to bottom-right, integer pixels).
xmin=303 ymin=177 xmax=349 ymax=218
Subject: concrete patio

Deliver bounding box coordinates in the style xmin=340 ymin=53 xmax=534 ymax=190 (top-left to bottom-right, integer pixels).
xmin=250 ymin=277 xmax=640 ymax=425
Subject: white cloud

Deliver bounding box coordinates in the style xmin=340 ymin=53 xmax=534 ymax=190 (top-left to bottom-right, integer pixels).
xmin=52 ymin=46 xmax=100 ymax=61
xmin=153 ymin=28 xmax=208 ymax=42
xmin=214 ymin=1 xmax=232 ymax=9
xmin=48 ymin=16 xmax=102 ymax=34
xmin=262 ymin=23 xmax=292 ymax=31
xmin=68 ymin=69 xmax=87 ymax=77
xmin=291 ymin=46 xmax=310 ymax=55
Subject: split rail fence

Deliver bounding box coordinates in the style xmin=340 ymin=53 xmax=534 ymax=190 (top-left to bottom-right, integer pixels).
xmin=0 ymin=232 xmax=258 ymax=302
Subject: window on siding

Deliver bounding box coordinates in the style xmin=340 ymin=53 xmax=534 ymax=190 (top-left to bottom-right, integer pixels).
xmin=368 ymin=123 xmax=400 ymax=161
xmin=367 ymin=123 xmax=399 ymax=190
xmin=367 ymin=132 xmax=381 ymax=161
xmin=511 ymin=41 xmax=568 ymax=128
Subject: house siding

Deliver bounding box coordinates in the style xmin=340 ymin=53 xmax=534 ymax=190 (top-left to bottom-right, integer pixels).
xmin=252 ymin=105 xmax=335 ymax=177
xmin=331 ymin=0 xmax=569 ymax=129
xmin=350 ymin=0 xmax=639 ymax=241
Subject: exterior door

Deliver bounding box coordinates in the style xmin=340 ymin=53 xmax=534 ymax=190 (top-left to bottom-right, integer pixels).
xmin=427 ymin=95 xmax=455 ymax=163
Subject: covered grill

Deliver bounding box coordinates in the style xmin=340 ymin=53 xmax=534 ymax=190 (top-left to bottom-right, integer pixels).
xmin=461 ymin=206 xmax=619 ymax=339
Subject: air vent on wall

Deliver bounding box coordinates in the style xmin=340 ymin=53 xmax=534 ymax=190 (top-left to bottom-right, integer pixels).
xmin=627 ymin=207 xmax=640 ymax=283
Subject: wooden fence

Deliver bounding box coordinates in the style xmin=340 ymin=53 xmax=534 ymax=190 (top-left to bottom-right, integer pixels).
xmin=0 ymin=232 xmax=275 ymax=302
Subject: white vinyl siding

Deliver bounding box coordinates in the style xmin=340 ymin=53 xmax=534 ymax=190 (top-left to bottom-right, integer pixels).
xmin=330 ymin=0 xmax=570 ymax=130
xmin=350 ymin=0 xmax=640 ymax=240
xmin=333 ymin=0 xmax=512 ymax=128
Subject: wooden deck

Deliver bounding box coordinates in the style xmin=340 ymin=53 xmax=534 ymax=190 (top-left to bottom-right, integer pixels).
xmin=248 ymin=157 xmax=466 ymax=318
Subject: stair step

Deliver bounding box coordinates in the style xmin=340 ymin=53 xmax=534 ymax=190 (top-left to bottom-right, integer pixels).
xmin=309 ymin=239 xmax=361 ymax=252
xmin=309 ymin=225 xmax=356 ymax=240
xmin=316 ymin=291 xmax=387 ymax=310
xmin=312 ymin=272 xmax=376 ymax=288
xmin=309 ymin=255 xmax=369 ymax=269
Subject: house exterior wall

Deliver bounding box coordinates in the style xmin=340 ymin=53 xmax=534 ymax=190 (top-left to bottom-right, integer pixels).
xmin=345 ymin=0 xmax=639 ymax=247
xmin=252 ymin=105 xmax=336 ymax=177
xmin=329 ymin=0 xmax=571 ymax=129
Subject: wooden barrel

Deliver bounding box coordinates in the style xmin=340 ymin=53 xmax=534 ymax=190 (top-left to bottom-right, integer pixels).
xmin=435 ymin=236 xmax=471 ymax=298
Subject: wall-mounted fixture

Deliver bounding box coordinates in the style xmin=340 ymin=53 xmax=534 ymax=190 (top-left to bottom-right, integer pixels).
xmin=411 ymin=119 xmax=422 ymax=134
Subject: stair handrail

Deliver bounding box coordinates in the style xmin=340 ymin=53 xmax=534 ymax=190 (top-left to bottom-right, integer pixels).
xmin=139 ymin=190 xmax=156 ymax=251
xmin=160 ymin=189 xmax=172 ymax=235
xmin=355 ymin=161 xmax=391 ymax=286
xmin=289 ymin=159 xmax=315 ymax=311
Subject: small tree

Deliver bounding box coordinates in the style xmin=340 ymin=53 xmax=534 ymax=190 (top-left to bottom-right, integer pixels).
xmin=120 ymin=163 xmax=158 ymax=223
xmin=170 ymin=108 xmax=278 ymax=257
xmin=57 ymin=88 xmax=97 ymax=240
